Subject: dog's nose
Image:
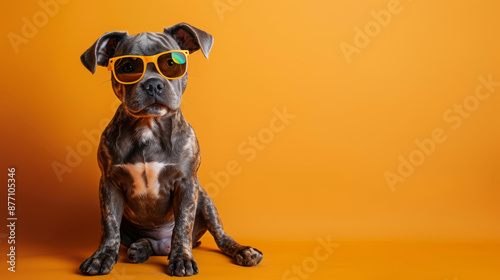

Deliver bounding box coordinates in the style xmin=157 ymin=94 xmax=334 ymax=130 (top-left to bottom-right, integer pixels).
xmin=142 ymin=78 xmax=165 ymax=96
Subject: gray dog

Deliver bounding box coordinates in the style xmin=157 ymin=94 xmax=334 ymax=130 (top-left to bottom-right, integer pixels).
xmin=79 ymin=23 xmax=263 ymax=277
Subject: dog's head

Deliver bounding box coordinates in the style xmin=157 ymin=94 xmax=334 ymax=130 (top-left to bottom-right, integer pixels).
xmin=81 ymin=23 xmax=213 ymax=117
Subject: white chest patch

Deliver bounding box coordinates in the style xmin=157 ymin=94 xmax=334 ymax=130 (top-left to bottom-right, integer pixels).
xmin=116 ymin=162 xmax=171 ymax=197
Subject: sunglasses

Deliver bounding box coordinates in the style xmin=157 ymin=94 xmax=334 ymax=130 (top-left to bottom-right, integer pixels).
xmin=107 ymin=50 xmax=190 ymax=84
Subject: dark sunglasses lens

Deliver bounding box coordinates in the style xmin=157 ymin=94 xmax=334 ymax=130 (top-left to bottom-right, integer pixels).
xmin=158 ymin=52 xmax=187 ymax=78
xmin=114 ymin=57 xmax=144 ymax=83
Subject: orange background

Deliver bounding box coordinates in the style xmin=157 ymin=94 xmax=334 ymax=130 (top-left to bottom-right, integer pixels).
xmin=1 ymin=0 xmax=500 ymax=279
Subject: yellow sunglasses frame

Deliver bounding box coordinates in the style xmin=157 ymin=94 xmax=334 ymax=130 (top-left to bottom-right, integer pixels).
xmin=107 ymin=50 xmax=190 ymax=84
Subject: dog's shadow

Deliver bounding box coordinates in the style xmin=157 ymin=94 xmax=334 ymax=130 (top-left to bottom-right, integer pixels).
xmin=68 ymin=241 xmax=229 ymax=276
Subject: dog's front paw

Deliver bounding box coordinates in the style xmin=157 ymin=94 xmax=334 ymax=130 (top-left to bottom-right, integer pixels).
xmin=233 ymin=246 xmax=263 ymax=266
xmin=80 ymin=247 xmax=119 ymax=275
xmin=167 ymin=254 xmax=199 ymax=277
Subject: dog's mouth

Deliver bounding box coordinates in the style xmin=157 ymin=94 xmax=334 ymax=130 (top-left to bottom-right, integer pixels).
xmin=128 ymin=102 xmax=173 ymax=118
xmin=145 ymin=104 xmax=169 ymax=115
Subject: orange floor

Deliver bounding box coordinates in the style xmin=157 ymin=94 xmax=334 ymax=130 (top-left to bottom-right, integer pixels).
xmin=3 ymin=237 xmax=500 ymax=280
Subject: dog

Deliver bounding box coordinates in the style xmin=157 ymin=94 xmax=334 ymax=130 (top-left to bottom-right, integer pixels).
xmin=78 ymin=23 xmax=263 ymax=277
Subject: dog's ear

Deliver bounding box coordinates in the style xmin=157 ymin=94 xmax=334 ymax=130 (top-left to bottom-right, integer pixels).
xmin=80 ymin=31 xmax=128 ymax=74
xmin=164 ymin=23 xmax=214 ymax=59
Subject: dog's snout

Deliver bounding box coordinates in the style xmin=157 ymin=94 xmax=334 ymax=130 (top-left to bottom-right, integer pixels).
xmin=143 ymin=78 xmax=165 ymax=96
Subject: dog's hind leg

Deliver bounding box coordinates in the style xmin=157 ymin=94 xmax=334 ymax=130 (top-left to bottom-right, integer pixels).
xmin=120 ymin=218 xmax=174 ymax=262
xmin=194 ymin=187 xmax=263 ymax=266
xmin=127 ymin=238 xmax=154 ymax=263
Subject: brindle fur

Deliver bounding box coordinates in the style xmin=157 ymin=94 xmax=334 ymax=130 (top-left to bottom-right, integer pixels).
xmin=79 ymin=23 xmax=262 ymax=277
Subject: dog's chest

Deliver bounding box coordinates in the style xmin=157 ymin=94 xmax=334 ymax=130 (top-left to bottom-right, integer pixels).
xmin=107 ymin=115 xmax=195 ymax=199
xmin=116 ymin=161 xmax=173 ymax=198
xmin=113 ymin=125 xmax=176 ymax=198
